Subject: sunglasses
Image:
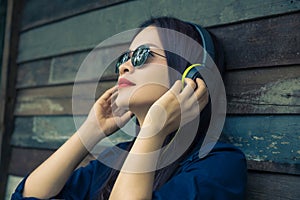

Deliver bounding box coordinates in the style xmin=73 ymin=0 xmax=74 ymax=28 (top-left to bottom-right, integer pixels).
xmin=115 ymin=44 xmax=166 ymax=74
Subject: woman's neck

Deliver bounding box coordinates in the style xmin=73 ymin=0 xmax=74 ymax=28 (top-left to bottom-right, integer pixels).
xmin=131 ymin=105 xmax=152 ymax=127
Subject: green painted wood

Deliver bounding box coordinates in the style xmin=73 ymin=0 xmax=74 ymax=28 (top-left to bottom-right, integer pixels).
xmin=225 ymin=65 xmax=300 ymax=114
xmin=16 ymin=11 xmax=300 ymax=88
xmin=21 ymin=0 xmax=129 ymax=31
xmin=16 ymin=43 xmax=127 ymax=88
xmin=11 ymin=116 xmax=133 ymax=149
xmin=17 ymin=0 xmax=300 ymax=62
xmin=15 ymin=65 xmax=300 ymax=116
xmin=16 ymin=59 xmax=51 ymax=88
xmin=11 ymin=115 xmax=300 ymax=167
xmin=223 ymin=115 xmax=300 ymax=165
xmin=15 ymin=81 xmax=116 ymax=115
xmin=48 ymin=43 xmax=127 ymax=84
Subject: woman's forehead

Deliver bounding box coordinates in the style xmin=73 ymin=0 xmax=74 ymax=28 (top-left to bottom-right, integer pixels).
xmin=130 ymin=26 xmax=164 ymax=50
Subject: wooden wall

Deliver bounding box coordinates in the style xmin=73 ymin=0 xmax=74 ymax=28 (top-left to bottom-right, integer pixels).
xmin=2 ymin=0 xmax=300 ymax=199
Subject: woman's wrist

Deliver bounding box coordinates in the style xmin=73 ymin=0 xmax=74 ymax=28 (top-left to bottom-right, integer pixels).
xmin=76 ymin=120 xmax=106 ymax=151
xmin=120 ymin=131 xmax=165 ymax=173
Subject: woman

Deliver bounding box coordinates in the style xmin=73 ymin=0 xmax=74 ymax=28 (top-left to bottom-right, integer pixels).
xmin=12 ymin=17 xmax=247 ymax=200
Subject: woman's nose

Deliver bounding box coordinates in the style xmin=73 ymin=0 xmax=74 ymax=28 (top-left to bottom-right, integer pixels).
xmin=118 ymin=59 xmax=134 ymax=75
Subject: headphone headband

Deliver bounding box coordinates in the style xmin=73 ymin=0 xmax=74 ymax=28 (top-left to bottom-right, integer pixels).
xmin=181 ymin=22 xmax=215 ymax=84
xmin=188 ymin=23 xmax=215 ymax=63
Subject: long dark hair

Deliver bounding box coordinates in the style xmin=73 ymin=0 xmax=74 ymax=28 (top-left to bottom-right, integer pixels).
xmin=97 ymin=17 xmax=224 ymax=200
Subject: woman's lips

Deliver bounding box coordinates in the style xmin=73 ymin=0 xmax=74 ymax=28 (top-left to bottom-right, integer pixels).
xmin=118 ymin=78 xmax=136 ymax=88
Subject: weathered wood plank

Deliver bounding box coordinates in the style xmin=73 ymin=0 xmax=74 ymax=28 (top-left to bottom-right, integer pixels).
xmin=15 ymin=81 xmax=116 ymax=115
xmin=8 ymin=147 xmax=54 ymax=177
xmin=16 ymin=59 xmax=51 ymax=88
xmin=11 ymin=115 xmax=300 ymax=173
xmin=0 ymin=0 xmax=7 ymax=72
xmin=246 ymin=171 xmax=300 ymax=200
xmin=8 ymin=147 xmax=94 ymax=177
xmin=5 ymin=175 xmax=22 ymax=200
xmin=211 ymin=12 xmax=300 ymax=70
xmin=11 ymin=116 xmax=133 ymax=150
xmin=16 ymin=43 xmax=127 ymax=88
xmin=20 ymin=0 xmax=300 ymax=32
xmin=17 ymin=0 xmax=300 ymax=63
xmin=15 ymin=65 xmax=300 ymax=115
xmin=224 ymin=65 xmax=300 ymax=114
xmin=223 ymin=115 xmax=300 ymax=165
xmin=4 ymin=171 xmax=300 ymax=200
xmin=21 ymin=0 xmax=129 ymax=31
xmin=16 ymin=12 xmax=300 ymax=89
xmin=247 ymin=160 xmax=300 ymax=175
xmin=0 ymin=0 xmax=23 ymax=198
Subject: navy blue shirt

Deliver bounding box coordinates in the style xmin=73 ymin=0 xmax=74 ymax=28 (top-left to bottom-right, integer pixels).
xmin=12 ymin=142 xmax=247 ymax=200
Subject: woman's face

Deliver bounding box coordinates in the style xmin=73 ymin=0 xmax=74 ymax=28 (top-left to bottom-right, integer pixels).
xmin=115 ymin=26 xmax=170 ymax=111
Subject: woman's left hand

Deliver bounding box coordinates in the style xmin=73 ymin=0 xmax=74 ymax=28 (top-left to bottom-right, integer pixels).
xmin=141 ymin=78 xmax=209 ymax=139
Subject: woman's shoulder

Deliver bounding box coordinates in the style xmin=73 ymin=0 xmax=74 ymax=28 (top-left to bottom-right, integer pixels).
xmin=178 ymin=141 xmax=247 ymax=176
xmin=153 ymin=142 xmax=247 ymax=199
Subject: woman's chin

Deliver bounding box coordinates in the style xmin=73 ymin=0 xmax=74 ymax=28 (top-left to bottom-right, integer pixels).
xmin=115 ymin=97 xmax=130 ymax=110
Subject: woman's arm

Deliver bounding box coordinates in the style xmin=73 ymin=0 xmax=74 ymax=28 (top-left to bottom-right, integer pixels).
xmin=22 ymin=86 xmax=132 ymax=199
xmin=110 ymin=131 xmax=166 ymax=200
xmin=110 ymin=79 xmax=208 ymax=200
xmin=23 ymin=131 xmax=97 ymax=198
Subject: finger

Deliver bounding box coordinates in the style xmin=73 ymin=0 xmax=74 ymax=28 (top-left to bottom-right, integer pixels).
xmin=111 ymin=103 xmax=127 ymax=114
xmin=116 ymin=111 xmax=133 ymax=127
xmin=194 ymin=78 xmax=208 ymax=100
xmin=101 ymin=85 xmax=118 ymax=101
xmin=108 ymin=90 xmax=118 ymax=103
xmin=181 ymin=78 xmax=197 ymax=98
xmin=169 ymin=80 xmax=182 ymax=94
xmin=110 ymin=101 xmax=119 ymax=112
xmin=184 ymin=78 xmax=197 ymax=90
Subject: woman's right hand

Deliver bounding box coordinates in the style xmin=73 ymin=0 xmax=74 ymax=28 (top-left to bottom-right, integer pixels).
xmin=78 ymin=86 xmax=132 ymax=145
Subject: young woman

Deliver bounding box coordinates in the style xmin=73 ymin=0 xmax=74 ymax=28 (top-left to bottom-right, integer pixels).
xmin=12 ymin=17 xmax=247 ymax=200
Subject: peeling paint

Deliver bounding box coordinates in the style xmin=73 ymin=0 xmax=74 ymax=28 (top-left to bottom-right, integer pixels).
xmin=271 ymin=135 xmax=283 ymax=139
xmin=272 ymin=151 xmax=281 ymax=154
xmin=234 ymin=77 xmax=300 ymax=113
xmin=18 ymin=99 xmax=64 ymax=114
xmin=261 ymin=78 xmax=300 ymax=105
xmin=253 ymin=136 xmax=264 ymax=140
xmin=269 ymin=142 xmax=278 ymax=149
xmin=248 ymin=154 xmax=268 ymax=162
xmin=31 ymin=136 xmax=44 ymax=143
xmin=281 ymin=141 xmax=290 ymax=145
xmin=233 ymin=143 xmax=243 ymax=147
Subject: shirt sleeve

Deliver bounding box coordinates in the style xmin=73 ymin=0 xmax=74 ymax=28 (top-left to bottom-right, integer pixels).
xmin=11 ymin=160 xmax=109 ymax=200
xmin=11 ymin=142 xmax=130 ymax=200
xmin=11 ymin=160 xmax=106 ymax=200
xmin=152 ymin=143 xmax=247 ymax=200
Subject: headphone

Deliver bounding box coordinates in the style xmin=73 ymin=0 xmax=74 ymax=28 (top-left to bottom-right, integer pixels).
xmin=181 ymin=23 xmax=216 ymax=88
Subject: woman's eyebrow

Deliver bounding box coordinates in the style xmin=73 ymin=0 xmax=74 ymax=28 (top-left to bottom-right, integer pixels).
xmin=130 ymin=43 xmax=162 ymax=51
xmin=146 ymin=43 xmax=162 ymax=49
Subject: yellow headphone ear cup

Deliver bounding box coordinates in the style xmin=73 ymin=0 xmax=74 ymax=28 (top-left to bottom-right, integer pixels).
xmin=181 ymin=64 xmax=202 ymax=88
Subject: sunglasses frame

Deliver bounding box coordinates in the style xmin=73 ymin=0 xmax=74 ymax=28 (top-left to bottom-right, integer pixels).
xmin=115 ymin=44 xmax=166 ymax=74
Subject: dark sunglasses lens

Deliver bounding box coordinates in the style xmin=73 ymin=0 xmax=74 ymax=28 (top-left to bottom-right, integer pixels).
xmin=115 ymin=52 xmax=130 ymax=73
xmin=131 ymin=46 xmax=149 ymax=67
